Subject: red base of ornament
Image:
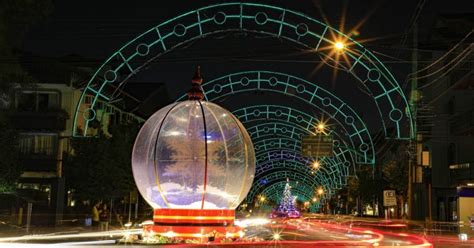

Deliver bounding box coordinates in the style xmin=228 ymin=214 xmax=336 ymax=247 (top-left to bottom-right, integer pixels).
xmin=143 ymin=209 xmax=243 ymax=242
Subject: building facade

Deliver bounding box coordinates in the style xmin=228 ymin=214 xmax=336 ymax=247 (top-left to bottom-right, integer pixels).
xmin=415 ymin=14 xmax=473 ymax=222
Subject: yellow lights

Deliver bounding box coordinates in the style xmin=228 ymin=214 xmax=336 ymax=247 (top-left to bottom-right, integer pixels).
xmin=334 ymin=41 xmax=345 ymax=51
xmin=317 ymin=188 xmax=324 ymax=195
xmin=259 ymin=196 xmax=266 ymax=202
xmin=317 ymin=123 xmax=325 ymax=131
xmin=312 ymin=161 xmax=320 ymax=169
xmin=273 ymin=233 xmax=281 ymax=240
xmin=315 ymin=121 xmax=328 ymax=135
xmin=312 ymin=197 xmax=317 ymax=202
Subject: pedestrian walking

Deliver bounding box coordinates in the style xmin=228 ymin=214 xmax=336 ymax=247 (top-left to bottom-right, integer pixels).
xmin=99 ymin=203 xmax=109 ymax=231
xmin=92 ymin=202 xmax=102 ymax=229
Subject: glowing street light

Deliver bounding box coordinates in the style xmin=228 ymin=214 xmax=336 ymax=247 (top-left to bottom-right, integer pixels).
xmin=317 ymin=188 xmax=324 ymax=195
xmin=312 ymin=161 xmax=320 ymax=169
xmin=312 ymin=197 xmax=317 ymax=202
xmin=334 ymin=41 xmax=345 ymax=51
xmin=259 ymin=196 xmax=266 ymax=202
xmin=317 ymin=123 xmax=325 ymax=132
xmin=273 ymin=233 xmax=281 ymax=240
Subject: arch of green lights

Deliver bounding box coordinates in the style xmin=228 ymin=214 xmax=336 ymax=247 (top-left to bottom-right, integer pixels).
xmin=177 ymin=72 xmax=375 ymax=164
xmin=245 ymin=121 xmax=355 ymax=175
xmin=255 ymin=149 xmax=348 ymax=186
xmin=231 ymin=104 xmax=359 ymax=205
xmin=233 ymin=105 xmax=356 ymax=173
xmin=232 ymin=105 xmax=355 ymax=194
xmin=244 ymin=121 xmax=354 ymax=203
xmin=252 ymin=152 xmax=344 ymax=195
xmin=244 ymin=122 xmax=349 ymax=207
xmin=73 ymin=2 xmax=413 ymax=141
xmin=232 ymin=104 xmax=369 ymax=164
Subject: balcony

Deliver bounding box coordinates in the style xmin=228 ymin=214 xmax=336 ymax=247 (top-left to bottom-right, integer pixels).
xmin=9 ymin=110 xmax=68 ymax=131
xmin=20 ymin=157 xmax=58 ymax=172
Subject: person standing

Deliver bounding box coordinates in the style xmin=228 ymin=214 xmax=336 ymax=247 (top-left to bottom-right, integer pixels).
xmin=92 ymin=202 xmax=102 ymax=229
xmin=99 ymin=203 xmax=109 ymax=231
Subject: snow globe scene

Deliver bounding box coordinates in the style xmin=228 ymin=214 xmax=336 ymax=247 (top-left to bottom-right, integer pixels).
xmin=131 ymin=67 xmax=256 ymax=212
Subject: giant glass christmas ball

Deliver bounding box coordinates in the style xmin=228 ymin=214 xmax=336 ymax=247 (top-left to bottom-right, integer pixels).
xmin=132 ymin=100 xmax=256 ymax=210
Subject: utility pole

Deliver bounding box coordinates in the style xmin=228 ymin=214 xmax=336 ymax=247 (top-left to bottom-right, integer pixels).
xmin=408 ymin=23 xmax=419 ymax=220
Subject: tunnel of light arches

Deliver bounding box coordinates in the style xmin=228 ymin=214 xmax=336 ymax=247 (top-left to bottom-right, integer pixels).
xmin=71 ymin=2 xmax=416 ymax=213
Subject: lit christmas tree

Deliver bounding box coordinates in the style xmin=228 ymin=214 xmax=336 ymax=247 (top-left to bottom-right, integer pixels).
xmin=275 ymin=179 xmax=300 ymax=218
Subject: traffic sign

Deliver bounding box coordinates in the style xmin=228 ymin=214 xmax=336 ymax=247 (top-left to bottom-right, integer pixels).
xmin=301 ymin=135 xmax=333 ymax=157
xmin=383 ymin=190 xmax=397 ymax=207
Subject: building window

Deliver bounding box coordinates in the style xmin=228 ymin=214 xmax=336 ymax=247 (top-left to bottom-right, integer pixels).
xmin=19 ymin=133 xmax=58 ymax=157
xmin=16 ymin=90 xmax=60 ymax=111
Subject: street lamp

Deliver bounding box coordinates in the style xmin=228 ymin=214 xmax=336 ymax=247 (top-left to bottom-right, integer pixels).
xmin=312 ymin=197 xmax=317 ymax=202
xmin=259 ymin=196 xmax=265 ymax=202
xmin=334 ymin=41 xmax=345 ymax=51
xmin=317 ymin=188 xmax=324 ymax=195
xmin=312 ymin=161 xmax=320 ymax=169
xmin=317 ymin=123 xmax=325 ymax=132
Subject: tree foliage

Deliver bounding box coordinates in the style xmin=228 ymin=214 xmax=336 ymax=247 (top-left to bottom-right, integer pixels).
xmin=65 ymin=123 xmax=140 ymax=201
xmin=0 ymin=114 xmax=20 ymax=193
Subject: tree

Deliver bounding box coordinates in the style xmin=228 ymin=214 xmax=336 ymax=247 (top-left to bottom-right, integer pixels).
xmin=0 ymin=1 xmax=54 ymax=190
xmin=0 ymin=114 xmax=20 ymax=193
xmin=65 ymin=122 xmax=139 ymax=202
xmin=276 ymin=180 xmax=299 ymax=216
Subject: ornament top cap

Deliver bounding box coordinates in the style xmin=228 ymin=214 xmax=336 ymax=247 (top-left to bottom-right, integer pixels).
xmin=187 ymin=66 xmax=204 ymax=100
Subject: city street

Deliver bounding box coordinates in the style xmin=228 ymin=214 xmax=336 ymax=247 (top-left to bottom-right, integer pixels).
xmin=0 ymin=1 xmax=472 ymax=247
xmin=2 ymin=215 xmax=474 ymax=247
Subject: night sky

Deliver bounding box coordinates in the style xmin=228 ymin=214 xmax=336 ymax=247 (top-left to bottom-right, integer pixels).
xmin=21 ymin=0 xmax=472 ymax=132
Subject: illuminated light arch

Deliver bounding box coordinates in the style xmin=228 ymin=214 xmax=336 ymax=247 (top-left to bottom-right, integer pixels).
xmin=237 ymin=110 xmax=354 ymax=197
xmin=255 ymin=149 xmax=348 ymax=183
xmin=246 ymin=122 xmax=355 ymax=172
xmin=178 ymin=73 xmax=375 ymax=164
xmin=232 ymin=104 xmax=369 ymax=164
xmin=73 ymin=2 xmax=413 ymax=141
xmin=253 ymin=151 xmax=345 ymax=191
xmin=231 ymin=104 xmax=360 ymax=192
xmin=246 ymin=121 xmax=355 ymax=192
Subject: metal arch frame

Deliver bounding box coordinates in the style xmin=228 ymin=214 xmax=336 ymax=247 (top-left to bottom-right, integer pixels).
xmin=246 ymin=121 xmax=354 ymax=194
xmin=253 ymin=138 xmax=353 ymax=180
xmin=247 ymin=156 xmax=338 ymax=201
xmin=246 ymin=122 xmax=355 ymax=171
xmin=73 ymin=2 xmax=413 ymax=140
xmin=246 ymin=123 xmax=352 ymax=203
xmin=180 ymin=73 xmax=375 ymax=164
xmin=232 ymin=104 xmax=357 ymax=189
xmin=239 ymin=111 xmax=354 ymax=195
xmin=252 ymin=136 xmax=354 ymax=169
xmin=254 ymin=148 xmax=348 ymax=186
xmin=232 ymin=104 xmax=370 ymax=164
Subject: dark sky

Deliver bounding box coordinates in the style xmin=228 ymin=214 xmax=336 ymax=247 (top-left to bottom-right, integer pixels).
xmin=22 ymin=0 xmax=473 ymax=132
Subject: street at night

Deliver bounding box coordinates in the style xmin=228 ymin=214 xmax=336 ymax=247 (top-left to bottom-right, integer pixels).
xmin=0 ymin=0 xmax=473 ymax=247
